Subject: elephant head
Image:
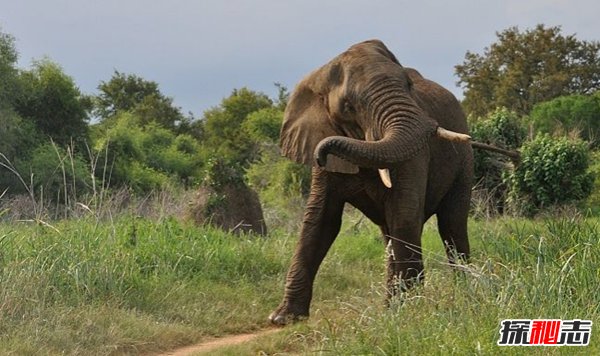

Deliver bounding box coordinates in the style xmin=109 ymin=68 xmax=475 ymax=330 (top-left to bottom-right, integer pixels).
xmin=280 ymin=40 xmax=469 ymax=186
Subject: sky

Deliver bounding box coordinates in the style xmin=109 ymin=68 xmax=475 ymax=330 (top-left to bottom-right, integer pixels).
xmin=1 ymin=0 xmax=599 ymax=118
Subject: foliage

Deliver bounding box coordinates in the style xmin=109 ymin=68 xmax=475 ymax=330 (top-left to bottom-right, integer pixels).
xmin=19 ymin=142 xmax=91 ymax=201
xmin=202 ymin=88 xmax=273 ymax=167
xmin=470 ymin=108 xmax=525 ymax=214
xmin=506 ymin=135 xmax=594 ymax=215
xmin=14 ymin=60 xmax=90 ymax=146
xmin=247 ymin=149 xmax=310 ymax=198
xmin=0 ymin=27 xmax=19 ymax=107
xmin=242 ymin=107 xmax=283 ymax=144
xmin=456 ymin=24 xmax=600 ymax=117
xmin=583 ymin=152 xmax=600 ymax=215
xmin=529 ymin=92 xmax=600 ymax=145
xmin=94 ymin=71 xmax=188 ymax=131
xmin=246 ymin=148 xmax=311 ymax=231
xmin=0 ymin=107 xmax=40 ymax=162
xmin=94 ymin=113 xmax=202 ymax=192
xmin=202 ymin=156 xmax=244 ymax=189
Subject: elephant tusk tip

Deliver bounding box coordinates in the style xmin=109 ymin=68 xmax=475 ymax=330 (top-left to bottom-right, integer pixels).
xmin=378 ymin=168 xmax=392 ymax=188
xmin=436 ymin=127 xmax=471 ymax=142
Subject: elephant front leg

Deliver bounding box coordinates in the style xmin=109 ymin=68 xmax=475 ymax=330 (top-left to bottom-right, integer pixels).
xmin=382 ymin=163 xmax=427 ymax=301
xmin=269 ymin=173 xmax=344 ymax=325
xmin=384 ymin=223 xmax=424 ymax=301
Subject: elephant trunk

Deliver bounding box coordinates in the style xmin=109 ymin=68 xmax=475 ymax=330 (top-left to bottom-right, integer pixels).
xmin=315 ymin=79 xmax=439 ymax=169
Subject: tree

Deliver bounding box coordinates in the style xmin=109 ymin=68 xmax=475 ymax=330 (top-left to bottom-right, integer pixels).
xmin=470 ymin=108 xmax=525 ymax=215
xmin=202 ymin=88 xmax=273 ymax=167
xmin=506 ymin=135 xmax=593 ymax=215
xmin=528 ymin=92 xmax=600 ymax=145
xmin=94 ymin=71 xmax=186 ymax=131
xmin=0 ymin=27 xmax=19 ymax=107
xmin=456 ymin=25 xmax=600 ymax=117
xmin=242 ymin=107 xmax=283 ymax=144
xmin=93 ymin=112 xmax=203 ymax=192
xmin=14 ymin=59 xmax=90 ymax=146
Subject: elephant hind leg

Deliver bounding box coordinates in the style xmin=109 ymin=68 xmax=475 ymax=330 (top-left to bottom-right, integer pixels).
xmin=436 ymin=181 xmax=471 ymax=265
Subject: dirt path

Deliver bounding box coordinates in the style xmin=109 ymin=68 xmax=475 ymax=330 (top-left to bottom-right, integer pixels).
xmin=159 ymin=328 xmax=280 ymax=355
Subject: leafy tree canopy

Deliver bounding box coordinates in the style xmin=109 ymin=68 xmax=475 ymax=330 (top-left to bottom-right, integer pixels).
xmin=14 ymin=59 xmax=90 ymax=146
xmin=470 ymin=108 xmax=525 ymax=214
xmin=506 ymin=135 xmax=593 ymax=215
xmin=0 ymin=28 xmax=19 ymax=107
xmin=456 ymin=24 xmax=600 ymax=117
xmin=202 ymin=88 xmax=273 ymax=167
xmin=95 ymin=71 xmax=187 ymax=131
xmin=528 ymin=92 xmax=600 ymax=145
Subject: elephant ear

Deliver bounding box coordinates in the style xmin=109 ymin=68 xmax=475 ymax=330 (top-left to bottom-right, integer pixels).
xmin=280 ymin=81 xmax=359 ymax=174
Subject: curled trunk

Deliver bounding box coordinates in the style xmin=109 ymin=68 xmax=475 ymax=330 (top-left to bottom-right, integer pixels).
xmin=315 ymin=79 xmax=438 ymax=168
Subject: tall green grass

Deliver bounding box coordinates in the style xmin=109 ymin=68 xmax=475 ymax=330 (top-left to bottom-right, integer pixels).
xmin=0 ymin=213 xmax=598 ymax=354
xmin=0 ymin=217 xmax=293 ymax=354
xmin=224 ymin=216 xmax=600 ymax=355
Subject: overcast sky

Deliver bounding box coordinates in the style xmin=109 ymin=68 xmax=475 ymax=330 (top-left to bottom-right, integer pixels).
xmin=1 ymin=0 xmax=599 ymax=118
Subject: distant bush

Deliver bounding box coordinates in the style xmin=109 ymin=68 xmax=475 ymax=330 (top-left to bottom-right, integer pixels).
xmin=506 ymin=135 xmax=593 ymax=215
xmin=246 ymin=148 xmax=311 ymax=232
xmin=19 ymin=142 xmax=91 ymax=202
xmin=94 ymin=113 xmax=202 ymax=192
xmin=188 ymin=156 xmax=267 ymax=235
xmin=583 ymin=152 xmax=600 ymax=215
xmin=0 ymin=107 xmax=42 ymax=194
xmin=529 ymin=93 xmax=600 ymax=146
xmin=470 ymin=108 xmax=525 ymax=214
xmin=242 ymin=107 xmax=283 ymax=144
xmin=202 ymin=88 xmax=273 ymax=167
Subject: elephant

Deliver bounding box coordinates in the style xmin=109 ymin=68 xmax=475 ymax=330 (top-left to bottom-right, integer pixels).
xmin=269 ymin=39 xmax=490 ymax=326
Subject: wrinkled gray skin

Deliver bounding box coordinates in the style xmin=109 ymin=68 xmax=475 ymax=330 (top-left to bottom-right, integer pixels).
xmin=270 ymin=40 xmax=473 ymax=325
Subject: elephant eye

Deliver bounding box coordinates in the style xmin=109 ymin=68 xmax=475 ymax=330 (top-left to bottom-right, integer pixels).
xmin=343 ymin=100 xmax=355 ymax=114
xmin=318 ymin=93 xmax=328 ymax=107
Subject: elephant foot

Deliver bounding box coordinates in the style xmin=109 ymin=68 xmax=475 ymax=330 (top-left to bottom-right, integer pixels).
xmin=268 ymin=302 xmax=309 ymax=326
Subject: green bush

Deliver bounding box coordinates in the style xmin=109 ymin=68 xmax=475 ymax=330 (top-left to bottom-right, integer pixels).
xmin=582 ymin=152 xmax=600 ymax=215
xmin=242 ymin=107 xmax=283 ymax=144
xmin=93 ymin=113 xmax=203 ymax=192
xmin=18 ymin=142 xmax=91 ymax=201
xmin=0 ymin=107 xmax=42 ymax=194
xmin=506 ymin=134 xmax=594 ymax=215
xmin=470 ymin=108 xmax=525 ymax=213
xmin=529 ymin=93 xmax=600 ymax=146
xmin=201 ymin=88 xmax=273 ymax=168
xmin=246 ymin=148 xmax=311 ymax=232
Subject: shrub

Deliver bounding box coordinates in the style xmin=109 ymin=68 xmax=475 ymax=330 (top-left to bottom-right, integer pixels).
xmin=18 ymin=142 xmax=91 ymax=202
xmin=583 ymin=152 xmax=600 ymax=215
xmin=506 ymin=134 xmax=594 ymax=215
xmin=246 ymin=148 xmax=311 ymax=232
xmin=0 ymin=107 xmax=42 ymax=194
xmin=93 ymin=113 xmax=203 ymax=192
xmin=188 ymin=156 xmax=267 ymax=235
xmin=470 ymin=108 xmax=525 ymax=214
xmin=529 ymin=93 xmax=600 ymax=146
xmin=242 ymin=107 xmax=283 ymax=144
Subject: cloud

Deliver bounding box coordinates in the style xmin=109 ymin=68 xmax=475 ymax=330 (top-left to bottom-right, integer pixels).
xmin=1 ymin=0 xmax=599 ymax=116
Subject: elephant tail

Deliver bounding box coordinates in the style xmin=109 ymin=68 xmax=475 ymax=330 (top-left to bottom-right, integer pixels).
xmin=471 ymin=141 xmax=521 ymax=164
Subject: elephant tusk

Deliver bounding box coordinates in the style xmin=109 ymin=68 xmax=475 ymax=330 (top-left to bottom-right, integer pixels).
xmin=378 ymin=169 xmax=392 ymax=188
xmin=436 ymin=127 xmax=471 ymax=142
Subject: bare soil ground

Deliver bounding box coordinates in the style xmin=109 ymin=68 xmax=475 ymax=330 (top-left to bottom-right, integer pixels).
xmin=159 ymin=328 xmax=280 ymax=355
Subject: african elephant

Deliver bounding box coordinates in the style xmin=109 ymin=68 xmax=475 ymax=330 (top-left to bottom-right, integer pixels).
xmin=269 ymin=40 xmax=474 ymax=325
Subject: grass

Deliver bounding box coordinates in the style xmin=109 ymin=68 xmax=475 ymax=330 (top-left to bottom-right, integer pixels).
xmin=0 ymin=216 xmax=289 ymax=354
xmin=0 ymin=211 xmax=599 ymax=354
